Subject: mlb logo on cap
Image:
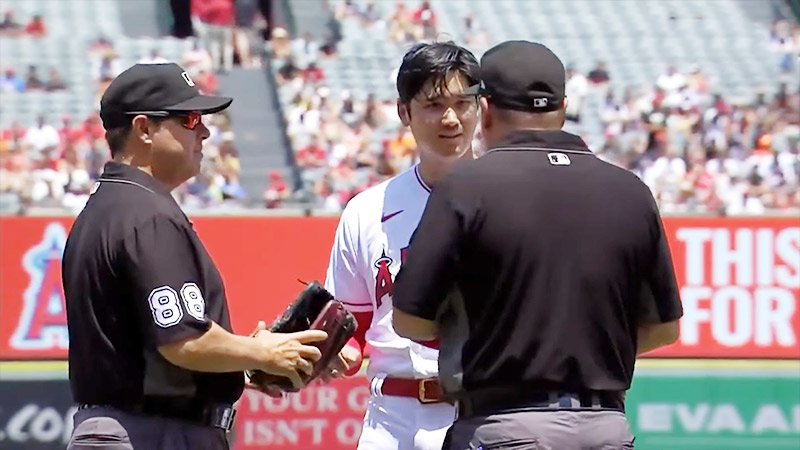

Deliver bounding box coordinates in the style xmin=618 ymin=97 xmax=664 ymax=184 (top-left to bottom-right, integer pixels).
xmin=548 ymin=152 xmax=571 ymax=166
xmin=533 ymin=98 xmax=549 ymax=108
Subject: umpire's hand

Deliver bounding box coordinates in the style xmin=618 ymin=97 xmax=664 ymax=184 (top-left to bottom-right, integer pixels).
xmin=250 ymin=321 xmax=327 ymax=390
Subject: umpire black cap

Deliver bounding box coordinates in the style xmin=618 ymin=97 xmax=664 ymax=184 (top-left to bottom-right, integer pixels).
xmin=100 ymin=62 xmax=232 ymax=129
xmin=468 ymin=40 xmax=566 ymax=112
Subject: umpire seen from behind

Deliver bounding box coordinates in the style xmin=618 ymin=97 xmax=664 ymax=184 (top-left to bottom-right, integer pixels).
xmin=392 ymin=41 xmax=683 ymax=449
xmin=63 ymin=63 xmax=327 ymax=450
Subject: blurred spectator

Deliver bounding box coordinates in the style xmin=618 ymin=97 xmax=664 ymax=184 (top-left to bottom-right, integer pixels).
xmin=194 ymin=69 xmax=219 ymax=95
xmin=92 ymin=49 xmax=123 ymax=82
xmin=139 ymin=49 xmax=169 ymax=64
xmin=686 ymin=64 xmax=709 ymax=96
xmin=388 ymin=1 xmax=413 ymax=43
xmin=276 ymin=57 xmax=299 ymax=85
xmin=292 ymin=32 xmax=320 ymax=70
xmin=334 ymin=0 xmax=361 ymax=21
xmin=412 ymin=1 xmax=437 ymax=40
xmin=656 ymin=64 xmax=687 ymax=97
xmin=192 ymin=0 xmax=235 ymax=73
xmin=1 ymin=69 xmax=25 ymax=92
xmin=565 ymin=65 xmax=588 ymax=123
xmin=0 ymin=10 xmax=22 ymax=35
xmin=462 ymin=13 xmax=490 ymax=49
xmin=24 ymin=116 xmax=59 ymax=155
xmin=264 ymin=170 xmax=290 ymax=208
xmin=24 ymin=66 xmax=44 ymax=91
xmin=24 ymin=14 xmax=46 ymax=37
xmin=269 ymin=27 xmax=292 ymax=59
xmin=0 ymin=143 xmax=31 ymax=200
xmin=1 ymin=121 xmax=26 ymax=147
xmin=302 ymin=61 xmax=325 ymax=84
xmin=89 ymin=37 xmax=114 ymax=54
xmin=587 ymin=60 xmax=610 ymax=84
xmin=296 ymin=136 xmax=328 ymax=169
xmin=769 ymin=20 xmax=800 ymax=76
xmin=232 ymin=0 xmax=263 ymax=69
xmin=182 ymin=39 xmax=214 ymax=75
xmin=46 ymin=68 xmax=67 ymax=91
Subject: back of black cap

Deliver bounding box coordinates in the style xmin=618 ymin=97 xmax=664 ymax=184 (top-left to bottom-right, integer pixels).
xmin=479 ymin=40 xmax=566 ymax=112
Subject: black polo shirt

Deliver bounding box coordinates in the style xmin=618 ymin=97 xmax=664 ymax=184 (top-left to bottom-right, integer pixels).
xmin=63 ymin=162 xmax=243 ymax=407
xmin=394 ymin=130 xmax=682 ymax=393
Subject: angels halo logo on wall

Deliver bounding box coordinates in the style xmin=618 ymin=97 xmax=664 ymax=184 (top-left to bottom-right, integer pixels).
xmin=9 ymin=223 xmax=69 ymax=351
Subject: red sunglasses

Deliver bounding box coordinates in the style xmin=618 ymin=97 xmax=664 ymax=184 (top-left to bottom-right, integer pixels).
xmin=127 ymin=111 xmax=203 ymax=130
xmin=177 ymin=112 xmax=202 ymax=130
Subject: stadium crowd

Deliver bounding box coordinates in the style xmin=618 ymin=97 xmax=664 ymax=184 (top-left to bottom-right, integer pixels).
xmin=0 ymin=4 xmax=254 ymax=213
xmin=269 ymin=4 xmax=799 ymax=215
xmin=1 ymin=2 xmax=798 ymax=215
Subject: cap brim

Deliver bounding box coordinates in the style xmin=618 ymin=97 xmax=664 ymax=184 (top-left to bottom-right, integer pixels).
xmin=165 ymin=94 xmax=233 ymax=115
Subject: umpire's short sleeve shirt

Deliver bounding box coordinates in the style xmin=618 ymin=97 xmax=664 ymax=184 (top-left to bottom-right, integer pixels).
xmin=63 ymin=162 xmax=243 ymax=406
xmin=393 ymin=130 xmax=683 ymax=393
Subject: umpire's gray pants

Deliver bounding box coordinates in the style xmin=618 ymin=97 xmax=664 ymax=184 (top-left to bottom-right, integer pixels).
xmin=68 ymin=406 xmax=230 ymax=450
xmin=443 ymin=409 xmax=635 ymax=450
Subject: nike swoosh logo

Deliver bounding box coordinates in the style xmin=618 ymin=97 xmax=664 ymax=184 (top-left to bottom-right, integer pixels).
xmin=381 ymin=210 xmax=404 ymax=222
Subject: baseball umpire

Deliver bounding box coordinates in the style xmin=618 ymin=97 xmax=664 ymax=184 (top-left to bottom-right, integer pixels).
xmin=63 ymin=62 xmax=327 ymax=450
xmin=392 ymin=40 xmax=683 ymax=449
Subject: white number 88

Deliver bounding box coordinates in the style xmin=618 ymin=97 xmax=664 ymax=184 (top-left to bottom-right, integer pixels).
xmin=181 ymin=283 xmax=206 ymax=321
xmin=148 ymin=286 xmax=183 ymax=328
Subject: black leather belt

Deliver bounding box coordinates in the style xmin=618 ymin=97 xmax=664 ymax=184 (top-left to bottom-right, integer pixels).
xmin=78 ymin=397 xmax=236 ymax=431
xmin=456 ymin=386 xmax=625 ymax=419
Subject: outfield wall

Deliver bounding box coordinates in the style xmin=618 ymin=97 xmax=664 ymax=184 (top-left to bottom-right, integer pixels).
xmin=0 ymin=216 xmax=797 ymax=449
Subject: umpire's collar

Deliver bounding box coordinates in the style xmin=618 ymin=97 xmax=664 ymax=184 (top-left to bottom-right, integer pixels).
xmin=489 ymin=129 xmax=592 ymax=154
xmin=99 ymin=161 xmax=176 ymax=199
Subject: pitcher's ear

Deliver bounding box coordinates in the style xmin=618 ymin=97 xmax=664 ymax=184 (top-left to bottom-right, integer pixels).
xmin=397 ymin=101 xmax=411 ymax=127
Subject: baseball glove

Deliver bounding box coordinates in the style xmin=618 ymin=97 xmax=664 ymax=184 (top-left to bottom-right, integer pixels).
xmin=247 ymin=281 xmax=357 ymax=392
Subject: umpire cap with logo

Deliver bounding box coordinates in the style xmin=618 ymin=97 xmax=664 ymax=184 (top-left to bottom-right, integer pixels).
xmin=100 ymin=62 xmax=232 ymax=129
xmin=467 ymin=40 xmax=566 ymax=112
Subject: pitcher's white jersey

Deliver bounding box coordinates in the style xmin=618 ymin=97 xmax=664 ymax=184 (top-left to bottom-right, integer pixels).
xmin=325 ymin=165 xmax=438 ymax=380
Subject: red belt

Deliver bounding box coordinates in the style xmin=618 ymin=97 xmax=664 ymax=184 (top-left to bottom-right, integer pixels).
xmin=381 ymin=377 xmax=445 ymax=404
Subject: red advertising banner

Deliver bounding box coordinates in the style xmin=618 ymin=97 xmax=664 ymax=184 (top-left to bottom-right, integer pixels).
xmin=0 ymin=216 xmax=798 ymax=360
xmin=647 ymin=217 xmax=800 ymax=359
xmin=233 ymin=378 xmax=369 ymax=450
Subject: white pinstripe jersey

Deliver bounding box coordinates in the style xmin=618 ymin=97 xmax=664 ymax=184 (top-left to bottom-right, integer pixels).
xmin=324 ymin=165 xmax=439 ymax=380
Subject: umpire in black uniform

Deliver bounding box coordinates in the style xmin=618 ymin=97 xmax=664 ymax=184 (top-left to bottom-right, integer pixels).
xmin=63 ymin=63 xmax=327 ymax=450
xmin=392 ymin=41 xmax=683 ymax=449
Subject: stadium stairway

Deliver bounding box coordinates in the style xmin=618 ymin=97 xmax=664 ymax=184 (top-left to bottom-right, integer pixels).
xmin=218 ymin=67 xmax=294 ymax=204
xmin=117 ymin=0 xmax=168 ymax=38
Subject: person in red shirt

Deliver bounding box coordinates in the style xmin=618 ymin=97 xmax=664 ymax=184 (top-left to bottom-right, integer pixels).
xmin=192 ymin=0 xmax=234 ymax=73
xmin=411 ymin=1 xmax=437 ymax=40
xmin=302 ymin=62 xmax=325 ymax=84
xmin=194 ymin=69 xmax=219 ymax=95
xmin=24 ymin=14 xmax=46 ymax=37
xmin=263 ymin=170 xmax=290 ymax=208
xmin=295 ymin=137 xmax=327 ymax=168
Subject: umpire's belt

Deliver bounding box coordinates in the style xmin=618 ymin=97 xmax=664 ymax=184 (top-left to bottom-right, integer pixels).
xmin=79 ymin=397 xmax=236 ymax=431
xmin=143 ymin=396 xmax=236 ymax=431
xmin=456 ymin=385 xmax=625 ymax=419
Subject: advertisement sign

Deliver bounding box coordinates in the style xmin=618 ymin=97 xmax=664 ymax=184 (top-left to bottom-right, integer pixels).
xmin=232 ymin=377 xmax=370 ymax=450
xmin=1 ymin=217 xmax=798 ymax=360
xmin=0 ymin=368 xmax=796 ymax=450
xmin=648 ymin=218 xmax=800 ymax=359
xmin=0 ymin=379 xmax=76 ymax=449
xmin=627 ymin=372 xmax=800 ymax=450
xmin=0 ymin=217 xmax=336 ymax=360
